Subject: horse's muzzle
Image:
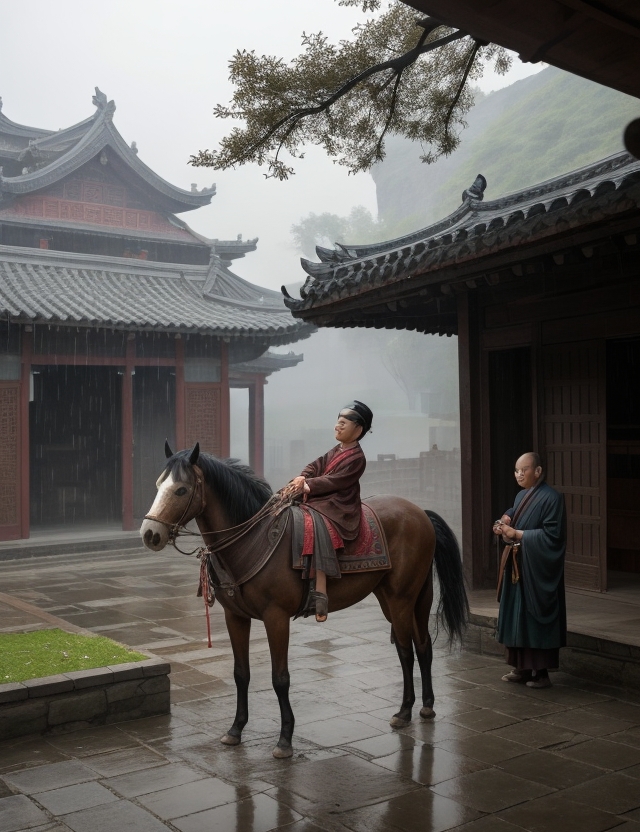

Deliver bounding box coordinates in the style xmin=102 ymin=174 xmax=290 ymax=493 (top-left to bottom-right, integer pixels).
xmin=140 ymin=519 xmax=168 ymax=551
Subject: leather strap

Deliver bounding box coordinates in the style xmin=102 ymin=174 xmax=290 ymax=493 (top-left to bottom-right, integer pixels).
xmin=496 ymin=542 xmax=521 ymax=601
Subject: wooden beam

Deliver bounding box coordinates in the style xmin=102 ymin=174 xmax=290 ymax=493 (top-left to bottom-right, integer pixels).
xmin=29 ymin=355 xmax=177 ymax=367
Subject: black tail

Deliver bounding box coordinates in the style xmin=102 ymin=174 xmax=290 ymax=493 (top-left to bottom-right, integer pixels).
xmin=426 ymin=510 xmax=469 ymax=646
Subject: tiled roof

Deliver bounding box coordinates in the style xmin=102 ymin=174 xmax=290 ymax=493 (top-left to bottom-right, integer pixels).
xmin=283 ymin=152 xmax=640 ymax=316
xmin=0 ymin=245 xmax=311 ymax=344
xmin=230 ymin=350 xmax=303 ymax=376
xmin=0 ymin=89 xmax=214 ymax=214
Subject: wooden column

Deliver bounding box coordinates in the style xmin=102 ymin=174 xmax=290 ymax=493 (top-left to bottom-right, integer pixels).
xmin=175 ymin=337 xmax=185 ymax=450
xmin=248 ymin=375 xmax=265 ymax=477
xmin=20 ymin=328 xmax=32 ymax=539
xmin=220 ymin=340 xmax=231 ymax=457
xmin=457 ymin=291 xmax=486 ymax=589
xmin=121 ymin=336 xmax=135 ymax=531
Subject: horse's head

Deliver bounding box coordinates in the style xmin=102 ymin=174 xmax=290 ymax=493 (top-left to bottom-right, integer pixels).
xmin=140 ymin=441 xmax=203 ymax=551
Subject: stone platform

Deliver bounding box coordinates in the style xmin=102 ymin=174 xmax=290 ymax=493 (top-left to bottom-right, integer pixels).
xmin=465 ymin=575 xmax=640 ymax=689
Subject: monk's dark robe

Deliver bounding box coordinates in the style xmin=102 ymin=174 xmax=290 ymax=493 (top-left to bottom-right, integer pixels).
xmin=301 ymin=443 xmax=366 ymax=541
xmin=497 ymin=481 xmax=567 ymax=669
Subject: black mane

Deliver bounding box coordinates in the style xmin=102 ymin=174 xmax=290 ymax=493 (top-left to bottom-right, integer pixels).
xmin=164 ymin=450 xmax=273 ymax=526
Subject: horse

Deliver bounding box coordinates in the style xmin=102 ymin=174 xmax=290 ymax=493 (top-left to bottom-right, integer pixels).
xmin=140 ymin=442 xmax=469 ymax=759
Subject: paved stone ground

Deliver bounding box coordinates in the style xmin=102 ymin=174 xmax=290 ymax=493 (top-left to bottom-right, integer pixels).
xmin=2 ymin=549 xmax=640 ymax=832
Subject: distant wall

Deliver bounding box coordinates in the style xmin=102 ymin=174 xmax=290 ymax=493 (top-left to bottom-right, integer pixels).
xmin=266 ymin=446 xmax=461 ymax=546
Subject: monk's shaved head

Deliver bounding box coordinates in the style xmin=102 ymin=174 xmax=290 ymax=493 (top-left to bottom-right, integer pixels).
xmin=516 ymin=452 xmax=542 ymax=470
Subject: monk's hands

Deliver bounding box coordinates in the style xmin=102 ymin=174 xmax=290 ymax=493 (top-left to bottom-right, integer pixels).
xmin=290 ymin=476 xmax=310 ymax=494
xmin=492 ymin=515 xmax=511 ymax=534
xmin=493 ymin=515 xmax=516 ymax=542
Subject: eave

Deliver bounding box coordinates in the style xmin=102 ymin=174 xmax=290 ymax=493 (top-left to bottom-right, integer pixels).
xmin=284 ymin=152 xmax=640 ymax=336
xmin=403 ymin=0 xmax=640 ymax=99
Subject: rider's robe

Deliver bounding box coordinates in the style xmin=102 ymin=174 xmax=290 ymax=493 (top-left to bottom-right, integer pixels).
xmin=496 ymin=481 xmax=567 ymax=667
xmin=300 ymin=443 xmax=366 ymax=541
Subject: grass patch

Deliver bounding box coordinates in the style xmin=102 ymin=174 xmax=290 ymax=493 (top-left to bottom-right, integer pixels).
xmin=0 ymin=629 xmax=148 ymax=683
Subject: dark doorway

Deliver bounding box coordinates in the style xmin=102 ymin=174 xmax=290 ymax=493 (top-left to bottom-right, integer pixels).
xmin=607 ymin=337 xmax=640 ymax=573
xmin=30 ymin=366 xmax=122 ymax=526
xmin=489 ymin=347 xmax=534 ymax=525
xmin=133 ymin=367 xmax=175 ymax=521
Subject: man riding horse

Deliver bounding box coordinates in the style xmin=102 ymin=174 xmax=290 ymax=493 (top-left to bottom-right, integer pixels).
xmin=289 ymin=400 xmax=373 ymax=622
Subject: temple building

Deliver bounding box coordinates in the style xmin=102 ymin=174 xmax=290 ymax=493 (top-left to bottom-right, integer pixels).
xmin=285 ymin=151 xmax=640 ymax=592
xmin=0 ymin=89 xmax=310 ymax=541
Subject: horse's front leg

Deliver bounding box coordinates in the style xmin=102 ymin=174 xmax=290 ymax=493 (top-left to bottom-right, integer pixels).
xmin=263 ymin=606 xmax=294 ymax=759
xmin=220 ymin=609 xmax=251 ymax=746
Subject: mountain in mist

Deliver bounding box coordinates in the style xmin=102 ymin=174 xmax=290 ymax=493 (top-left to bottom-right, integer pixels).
xmin=371 ymin=66 xmax=638 ymax=231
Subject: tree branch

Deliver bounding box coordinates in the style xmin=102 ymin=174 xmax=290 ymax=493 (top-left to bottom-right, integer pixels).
xmin=229 ymin=20 xmax=469 ymax=165
xmin=442 ymin=40 xmax=482 ymax=146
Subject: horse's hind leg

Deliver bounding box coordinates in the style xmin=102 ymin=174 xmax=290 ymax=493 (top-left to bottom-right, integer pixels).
xmin=376 ymin=588 xmax=416 ymax=728
xmin=413 ymin=570 xmax=436 ymax=720
xmin=263 ymin=606 xmax=295 ymax=759
xmin=221 ymin=609 xmax=251 ymax=746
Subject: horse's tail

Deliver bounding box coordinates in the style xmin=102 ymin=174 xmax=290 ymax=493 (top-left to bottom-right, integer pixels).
xmin=425 ymin=510 xmax=469 ymax=646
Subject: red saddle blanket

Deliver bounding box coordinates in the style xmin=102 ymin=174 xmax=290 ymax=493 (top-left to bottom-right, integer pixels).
xmin=292 ymin=502 xmax=391 ymax=574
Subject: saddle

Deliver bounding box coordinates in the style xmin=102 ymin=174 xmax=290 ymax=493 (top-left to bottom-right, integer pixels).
xmin=291 ymin=503 xmax=391 ymax=574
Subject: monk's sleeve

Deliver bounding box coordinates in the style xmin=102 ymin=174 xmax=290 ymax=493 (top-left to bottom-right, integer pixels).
xmin=305 ymin=455 xmax=366 ymax=497
xmin=520 ymin=490 xmax=566 ymax=622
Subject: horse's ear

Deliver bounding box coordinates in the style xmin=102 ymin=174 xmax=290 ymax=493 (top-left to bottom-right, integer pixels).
xmin=189 ymin=442 xmax=200 ymax=466
xmin=165 ymin=440 xmax=173 ymax=459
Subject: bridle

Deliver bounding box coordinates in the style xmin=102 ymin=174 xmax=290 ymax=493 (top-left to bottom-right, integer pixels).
xmin=144 ymin=471 xmax=207 ymax=555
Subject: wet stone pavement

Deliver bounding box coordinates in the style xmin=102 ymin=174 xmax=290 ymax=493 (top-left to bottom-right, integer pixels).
xmin=2 ymin=549 xmax=640 ymax=832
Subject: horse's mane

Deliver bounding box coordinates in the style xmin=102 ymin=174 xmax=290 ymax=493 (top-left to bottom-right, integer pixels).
xmin=164 ymin=450 xmax=273 ymax=526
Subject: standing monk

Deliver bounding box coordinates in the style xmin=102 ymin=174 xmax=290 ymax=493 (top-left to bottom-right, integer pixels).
xmin=493 ymin=452 xmax=567 ymax=688
xmin=290 ymin=400 xmax=372 ymax=623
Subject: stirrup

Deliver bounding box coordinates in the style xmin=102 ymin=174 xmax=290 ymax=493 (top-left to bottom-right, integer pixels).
xmin=310 ymin=590 xmax=328 ymax=621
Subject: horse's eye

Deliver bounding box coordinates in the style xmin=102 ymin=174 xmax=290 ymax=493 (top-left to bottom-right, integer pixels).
xmin=175 ymin=487 xmax=188 ymax=496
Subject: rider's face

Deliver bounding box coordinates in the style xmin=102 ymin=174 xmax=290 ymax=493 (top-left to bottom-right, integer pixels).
xmin=334 ymin=412 xmax=363 ymax=445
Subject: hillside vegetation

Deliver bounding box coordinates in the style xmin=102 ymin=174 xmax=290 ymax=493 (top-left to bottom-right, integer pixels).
xmin=371 ymin=66 xmax=638 ymax=231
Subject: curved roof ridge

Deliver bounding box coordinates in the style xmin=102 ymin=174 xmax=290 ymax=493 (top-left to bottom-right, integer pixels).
xmin=0 ymin=90 xmax=214 ymax=213
xmin=21 ymin=114 xmax=98 ymax=156
xmin=0 ymin=102 xmax=55 ymax=140
xmin=319 ymin=199 xmax=479 ymax=263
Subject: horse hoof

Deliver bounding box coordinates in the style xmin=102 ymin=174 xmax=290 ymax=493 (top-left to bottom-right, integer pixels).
xmin=420 ymin=706 xmax=436 ymax=720
xmin=272 ymin=745 xmax=293 ymax=759
xmin=220 ymin=733 xmax=241 ymax=746
xmin=389 ymin=715 xmax=411 ymax=728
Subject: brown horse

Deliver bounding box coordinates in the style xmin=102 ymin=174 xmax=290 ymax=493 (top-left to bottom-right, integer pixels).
xmin=140 ymin=443 xmax=469 ymax=759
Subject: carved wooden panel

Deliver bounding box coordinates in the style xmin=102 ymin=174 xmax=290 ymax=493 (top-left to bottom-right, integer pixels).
xmin=541 ymin=340 xmax=606 ymax=591
xmin=185 ymin=384 xmax=221 ymax=457
xmin=0 ymin=185 xmax=194 ymax=240
xmin=0 ymin=383 xmax=20 ymax=530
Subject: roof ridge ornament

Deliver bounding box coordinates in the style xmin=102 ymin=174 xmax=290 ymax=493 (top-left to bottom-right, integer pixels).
xmin=462 ymin=174 xmax=487 ymax=202
xmin=92 ymin=87 xmax=116 ymax=122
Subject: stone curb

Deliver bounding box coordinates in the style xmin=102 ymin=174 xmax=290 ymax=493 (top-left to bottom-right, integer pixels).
xmin=0 ymin=657 xmax=170 ymax=740
xmin=464 ymin=612 xmax=640 ymax=689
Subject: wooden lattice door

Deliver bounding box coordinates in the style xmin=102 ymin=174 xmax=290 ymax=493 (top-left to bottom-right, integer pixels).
xmin=541 ymin=340 xmax=607 ymax=591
